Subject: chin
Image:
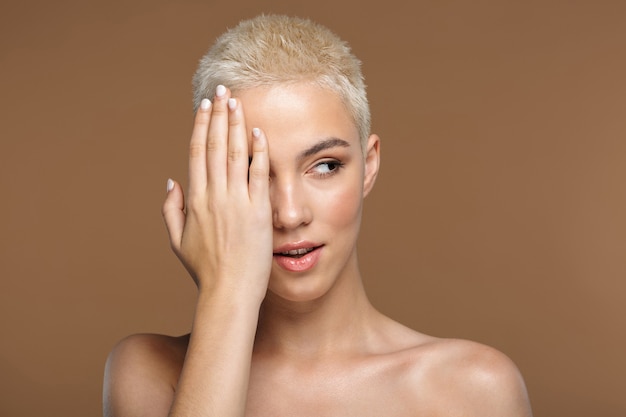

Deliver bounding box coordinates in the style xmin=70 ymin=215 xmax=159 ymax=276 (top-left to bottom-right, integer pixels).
xmin=266 ymin=272 xmax=333 ymax=304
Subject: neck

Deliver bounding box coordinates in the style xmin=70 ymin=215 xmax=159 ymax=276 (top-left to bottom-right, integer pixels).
xmin=254 ymin=259 xmax=378 ymax=359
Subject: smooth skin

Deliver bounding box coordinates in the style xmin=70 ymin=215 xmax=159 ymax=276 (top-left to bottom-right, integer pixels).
xmin=103 ymin=83 xmax=533 ymax=417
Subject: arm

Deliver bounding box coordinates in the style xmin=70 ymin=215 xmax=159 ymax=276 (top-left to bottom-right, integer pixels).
xmin=162 ymin=87 xmax=272 ymax=417
xmin=104 ymin=85 xmax=272 ymax=417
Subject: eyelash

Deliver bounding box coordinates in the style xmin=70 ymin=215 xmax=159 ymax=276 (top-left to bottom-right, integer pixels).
xmin=310 ymin=160 xmax=344 ymax=178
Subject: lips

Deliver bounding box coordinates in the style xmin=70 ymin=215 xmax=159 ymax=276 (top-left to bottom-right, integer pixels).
xmin=273 ymin=242 xmax=323 ymax=272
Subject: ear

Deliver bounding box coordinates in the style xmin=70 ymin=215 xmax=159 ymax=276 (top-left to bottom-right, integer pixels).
xmin=362 ymin=134 xmax=380 ymax=198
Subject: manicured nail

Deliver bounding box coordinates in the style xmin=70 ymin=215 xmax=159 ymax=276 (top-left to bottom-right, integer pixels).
xmin=216 ymin=84 xmax=226 ymax=97
xmin=200 ymin=98 xmax=211 ymax=110
xmin=166 ymin=178 xmax=174 ymax=192
xmin=228 ymin=98 xmax=237 ymax=110
xmin=252 ymin=127 xmax=261 ymax=138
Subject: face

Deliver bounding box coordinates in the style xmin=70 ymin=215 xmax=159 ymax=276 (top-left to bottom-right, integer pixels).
xmin=236 ymin=83 xmax=380 ymax=303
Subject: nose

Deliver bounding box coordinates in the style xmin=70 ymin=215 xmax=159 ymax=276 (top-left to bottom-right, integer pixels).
xmin=271 ymin=179 xmax=312 ymax=230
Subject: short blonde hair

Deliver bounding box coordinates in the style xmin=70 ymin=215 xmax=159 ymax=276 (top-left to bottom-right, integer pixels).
xmin=192 ymin=14 xmax=370 ymax=149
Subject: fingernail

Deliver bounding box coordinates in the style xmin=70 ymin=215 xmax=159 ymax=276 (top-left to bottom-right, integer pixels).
xmin=166 ymin=178 xmax=174 ymax=192
xmin=200 ymin=98 xmax=211 ymax=110
xmin=216 ymin=84 xmax=226 ymax=97
xmin=228 ymin=98 xmax=237 ymax=110
xmin=252 ymin=127 xmax=261 ymax=138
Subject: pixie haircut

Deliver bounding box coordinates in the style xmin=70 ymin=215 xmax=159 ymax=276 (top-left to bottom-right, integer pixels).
xmin=192 ymin=14 xmax=371 ymax=149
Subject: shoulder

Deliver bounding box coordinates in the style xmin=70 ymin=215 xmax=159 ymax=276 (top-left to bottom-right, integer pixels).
xmin=103 ymin=333 xmax=189 ymax=417
xmin=408 ymin=338 xmax=533 ymax=416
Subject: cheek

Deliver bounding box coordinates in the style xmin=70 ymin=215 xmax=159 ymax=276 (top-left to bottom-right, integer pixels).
xmin=312 ymin=177 xmax=363 ymax=230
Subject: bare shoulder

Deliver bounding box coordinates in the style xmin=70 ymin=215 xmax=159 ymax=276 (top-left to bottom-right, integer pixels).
xmin=406 ymin=337 xmax=533 ymax=416
xmin=103 ymin=333 xmax=189 ymax=417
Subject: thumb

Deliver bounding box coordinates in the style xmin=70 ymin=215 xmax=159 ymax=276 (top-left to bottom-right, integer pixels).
xmin=161 ymin=178 xmax=185 ymax=251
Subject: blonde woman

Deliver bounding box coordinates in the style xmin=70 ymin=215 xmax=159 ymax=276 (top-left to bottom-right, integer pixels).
xmin=104 ymin=15 xmax=532 ymax=417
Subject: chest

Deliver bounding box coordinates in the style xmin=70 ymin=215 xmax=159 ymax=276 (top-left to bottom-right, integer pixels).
xmin=244 ymin=359 xmax=419 ymax=417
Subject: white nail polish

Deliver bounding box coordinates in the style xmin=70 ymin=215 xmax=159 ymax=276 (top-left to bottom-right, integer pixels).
xmin=216 ymin=84 xmax=226 ymax=97
xmin=228 ymin=98 xmax=236 ymax=110
xmin=166 ymin=179 xmax=174 ymax=192
xmin=252 ymin=127 xmax=261 ymax=138
xmin=200 ymin=98 xmax=211 ymax=110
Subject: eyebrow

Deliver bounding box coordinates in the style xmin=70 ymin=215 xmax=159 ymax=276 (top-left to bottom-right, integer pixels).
xmin=298 ymin=137 xmax=351 ymax=160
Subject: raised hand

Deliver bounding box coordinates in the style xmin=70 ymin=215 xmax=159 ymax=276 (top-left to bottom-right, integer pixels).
xmin=162 ymin=85 xmax=273 ymax=303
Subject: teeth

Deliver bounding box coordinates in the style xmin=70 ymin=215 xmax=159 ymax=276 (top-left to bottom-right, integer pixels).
xmin=281 ymin=247 xmax=314 ymax=256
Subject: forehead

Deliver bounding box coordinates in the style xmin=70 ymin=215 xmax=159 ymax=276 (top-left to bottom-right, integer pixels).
xmin=236 ymin=83 xmax=360 ymax=152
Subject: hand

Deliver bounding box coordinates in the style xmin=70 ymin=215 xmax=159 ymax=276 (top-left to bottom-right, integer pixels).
xmin=162 ymin=85 xmax=272 ymax=302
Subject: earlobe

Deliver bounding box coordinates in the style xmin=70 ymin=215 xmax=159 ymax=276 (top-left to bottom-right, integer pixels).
xmin=363 ymin=134 xmax=380 ymax=197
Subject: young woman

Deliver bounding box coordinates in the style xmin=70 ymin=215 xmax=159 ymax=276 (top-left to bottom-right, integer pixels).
xmin=103 ymin=15 xmax=533 ymax=417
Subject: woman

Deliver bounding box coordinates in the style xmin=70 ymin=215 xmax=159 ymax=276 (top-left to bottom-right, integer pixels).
xmin=104 ymin=14 xmax=532 ymax=416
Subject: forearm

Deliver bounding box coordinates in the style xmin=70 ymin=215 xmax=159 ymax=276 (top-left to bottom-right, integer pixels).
xmin=168 ymin=287 xmax=261 ymax=417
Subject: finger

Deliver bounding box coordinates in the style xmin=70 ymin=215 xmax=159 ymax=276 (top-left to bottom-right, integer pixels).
xmin=226 ymin=97 xmax=250 ymax=192
xmin=188 ymin=98 xmax=212 ymax=194
xmin=248 ymin=128 xmax=270 ymax=202
xmin=162 ymin=178 xmax=186 ymax=252
xmin=206 ymin=84 xmax=230 ymax=191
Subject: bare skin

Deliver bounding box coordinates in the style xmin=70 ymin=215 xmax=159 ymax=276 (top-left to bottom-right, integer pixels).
xmin=103 ymin=83 xmax=533 ymax=417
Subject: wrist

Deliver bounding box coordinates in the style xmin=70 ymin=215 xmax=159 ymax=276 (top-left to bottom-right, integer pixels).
xmin=196 ymin=281 xmax=265 ymax=316
xmin=195 ymin=268 xmax=268 ymax=304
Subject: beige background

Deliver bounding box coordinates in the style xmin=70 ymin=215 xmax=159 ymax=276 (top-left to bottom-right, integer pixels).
xmin=1 ymin=1 xmax=625 ymax=416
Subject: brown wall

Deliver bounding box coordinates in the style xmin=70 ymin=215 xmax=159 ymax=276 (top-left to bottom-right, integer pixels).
xmin=1 ymin=1 xmax=625 ymax=416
